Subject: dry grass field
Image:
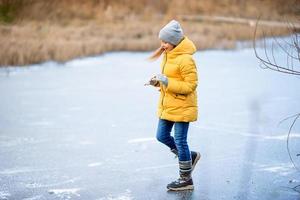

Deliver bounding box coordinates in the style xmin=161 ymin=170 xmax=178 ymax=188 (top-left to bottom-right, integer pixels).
xmin=0 ymin=0 xmax=299 ymax=66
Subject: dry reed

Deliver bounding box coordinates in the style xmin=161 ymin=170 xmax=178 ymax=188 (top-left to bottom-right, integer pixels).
xmin=0 ymin=0 xmax=298 ymax=66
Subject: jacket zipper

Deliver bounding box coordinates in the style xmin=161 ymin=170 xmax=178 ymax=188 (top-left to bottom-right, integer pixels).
xmin=160 ymin=53 xmax=167 ymax=117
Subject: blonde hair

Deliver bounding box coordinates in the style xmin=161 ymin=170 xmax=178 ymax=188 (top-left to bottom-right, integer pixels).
xmin=148 ymin=46 xmax=165 ymax=61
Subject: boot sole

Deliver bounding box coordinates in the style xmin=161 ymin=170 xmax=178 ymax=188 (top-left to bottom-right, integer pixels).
xmin=167 ymin=185 xmax=194 ymax=191
xmin=192 ymin=152 xmax=201 ymax=171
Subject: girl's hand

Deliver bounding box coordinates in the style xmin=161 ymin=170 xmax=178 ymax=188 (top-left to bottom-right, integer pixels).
xmin=145 ymin=76 xmax=160 ymax=87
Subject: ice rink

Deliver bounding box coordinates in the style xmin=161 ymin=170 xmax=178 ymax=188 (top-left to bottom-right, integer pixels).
xmin=0 ymin=45 xmax=299 ymax=199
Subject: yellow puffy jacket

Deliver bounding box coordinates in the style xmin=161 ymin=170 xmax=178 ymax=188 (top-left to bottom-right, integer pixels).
xmin=157 ymin=37 xmax=198 ymax=122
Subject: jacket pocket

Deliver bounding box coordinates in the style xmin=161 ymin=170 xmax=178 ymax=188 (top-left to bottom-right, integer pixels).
xmin=174 ymin=93 xmax=187 ymax=100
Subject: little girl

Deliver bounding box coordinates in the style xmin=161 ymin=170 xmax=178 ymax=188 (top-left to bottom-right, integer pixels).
xmin=147 ymin=20 xmax=201 ymax=191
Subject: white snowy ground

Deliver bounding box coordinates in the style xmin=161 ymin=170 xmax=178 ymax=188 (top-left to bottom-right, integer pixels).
xmin=0 ymin=43 xmax=299 ymax=200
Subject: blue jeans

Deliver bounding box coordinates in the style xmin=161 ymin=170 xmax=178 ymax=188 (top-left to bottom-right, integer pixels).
xmin=156 ymin=119 xmax=191 ymax=161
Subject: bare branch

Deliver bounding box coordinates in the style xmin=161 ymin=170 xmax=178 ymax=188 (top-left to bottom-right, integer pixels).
xmin=253 ymin=18 xmax=300 ymax=75
xmin=255 ymin=18 xmax=300 ymax=172
xmin=273 ymin=37 xmax=299 ymax=60
xmin=287 ymin=113 xmax=300 ymax=172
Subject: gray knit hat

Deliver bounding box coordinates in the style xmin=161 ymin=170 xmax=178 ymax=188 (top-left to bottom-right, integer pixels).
xmin=159 ymin=20 xmax=184 ymax=46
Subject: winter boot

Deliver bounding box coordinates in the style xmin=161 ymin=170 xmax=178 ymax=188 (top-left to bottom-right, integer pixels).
xmin=171 ymin=149 xmax=201 ymax=172
xmin=191 ymin=151 xmax=201 ymax=171
xmin=167 ymin=160 xmax=194 ymax=191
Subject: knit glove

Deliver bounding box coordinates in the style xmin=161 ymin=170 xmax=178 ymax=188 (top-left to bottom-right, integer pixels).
xmin=155 ymin=74 xmax=168 ymax=86
xmin=149 ymin=77 xmax=160 ymax=87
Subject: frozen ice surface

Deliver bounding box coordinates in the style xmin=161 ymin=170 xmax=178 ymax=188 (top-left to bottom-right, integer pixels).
xmin=0 ymin=46 xmax=300 ymax=199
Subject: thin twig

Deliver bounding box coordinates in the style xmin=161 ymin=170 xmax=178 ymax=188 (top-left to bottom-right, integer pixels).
xmin=286 ymin=113 xmax=300 ymax=172
xmin=253 ymin=18 xmax=300 ymax=75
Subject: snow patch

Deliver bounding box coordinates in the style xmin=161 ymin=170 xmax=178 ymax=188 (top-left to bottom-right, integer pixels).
xmin=26 ymin=177 xmax=80 ymax=188
xmin=192 ymin=124 xmax=300 ymax=141
xmin=257 ymin=163 xmax=295 ymax=176
xmin=88 ymin=162 xmax=103 ymax=167
xmin=97 ymin=189 xmax=132 ymax=200
xmin=25 ymin=182 xmax=43 ymax=188
xmin=22 ymin=195 xmax=43 ymax=200
xmin=0 ymin=167 xmax=47 ymax=175
xmin=0 ymin=191 xmax=10 ymax=200
xmin=262 ymin=133 xmax=300 ymax=140
xmin=48 ymin=188 xmax=81 ymax=199
xmin=0 ymin=137 xmax=48 ymax=147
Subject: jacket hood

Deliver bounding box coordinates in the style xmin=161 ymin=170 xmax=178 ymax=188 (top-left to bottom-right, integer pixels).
xmin=168 ymin=37 xmax=197 ymax=56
